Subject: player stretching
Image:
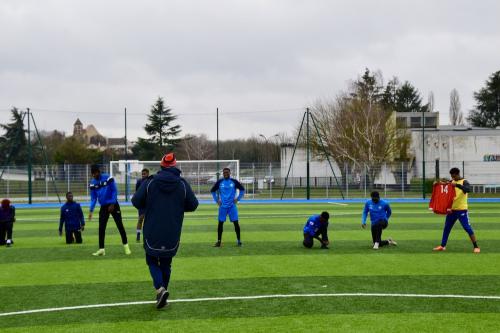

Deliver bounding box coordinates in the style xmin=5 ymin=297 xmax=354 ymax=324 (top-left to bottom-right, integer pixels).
xmin=210 ymin=167 xmax=245 ymax=247
xmin=362 ymin=191 xmax=397 ymax=250
xmin=135 ymin=168 xmax=150 ymax=242
xmin=433 ymin=168 xmax=480 ymax=253
xmin=89 ymin=164 xmax=131 ymax=256
xmin=303 ymin=212 xmax=330 ymax=249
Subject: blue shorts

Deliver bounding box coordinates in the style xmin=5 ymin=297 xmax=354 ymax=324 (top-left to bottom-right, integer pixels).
xmin=218 ymin=205 xmax=239 ymax=222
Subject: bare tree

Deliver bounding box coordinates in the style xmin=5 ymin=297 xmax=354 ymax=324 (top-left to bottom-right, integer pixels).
xmin=427 ymin=91 xmax=435 ymax=112
xmin=449 ymin=88 xmax=464 ymax=125
xmin=178 ymin=134 xmax=215 ymax=160
xmin=310 ymin=69 xmax=411 ymax=186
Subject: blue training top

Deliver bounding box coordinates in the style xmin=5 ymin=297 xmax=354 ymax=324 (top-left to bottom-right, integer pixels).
xmin=303 ymin=214 xmax=329 ymax=236
xmin=59 ymin=201 xmax=85 ymax=232
xmin=362 ymin=199 xmax=392 ymax=225
xmin=210 ymin=177 xmax=245 ymax=208
xmin=89 ymin=173 xmax=118 ymax=212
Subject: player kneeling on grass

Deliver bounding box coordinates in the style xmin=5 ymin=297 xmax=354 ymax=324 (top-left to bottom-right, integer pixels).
xmin=132 ymin=153 xmax=199 ymax=309
xmin=362 ymin=191 xmax=397 ymax=250
xmin=59 ymin=192 xmax=85 ymax=244
xmin=303 ymin=211 xmax=330 ymax=249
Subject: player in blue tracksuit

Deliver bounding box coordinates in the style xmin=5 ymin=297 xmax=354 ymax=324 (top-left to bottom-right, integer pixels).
xmin=135 ymin=168 xmax=150 ymax=242
xmin=303 ymin=212 xmax=330 ymax=249
xmin=88 ymin=164 xmax=130 ymax=256
xmin=59 ymin=192 xmax=85 ymax=244
xmin=362 ymin=191 xmax=397 ymax=249
xmin=210 ymin=167 xmax=245 ymax=247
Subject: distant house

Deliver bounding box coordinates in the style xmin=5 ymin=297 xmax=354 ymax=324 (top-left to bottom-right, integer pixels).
xmin=72 ymin=118 xmax=132 ymax=153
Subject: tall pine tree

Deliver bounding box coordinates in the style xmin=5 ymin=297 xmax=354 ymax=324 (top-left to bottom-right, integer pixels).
xmin=134 ymin=97 xmax=181 ymax=159
xmin=468 ymin=70 xmax=500 ymax=127
xmin=0 ymin=107 xmax=27 ymax=165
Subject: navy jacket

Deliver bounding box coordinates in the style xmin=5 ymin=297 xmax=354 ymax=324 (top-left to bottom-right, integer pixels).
xmin=135 ymin=177 xmax=148 ymax=216
xmin=132 ymin=167 xmax=199 ymax=257
xmin=59 ymin=201 xmax=85 ymax=232
xmin=0 ymin=205 xmax=15 ymax=223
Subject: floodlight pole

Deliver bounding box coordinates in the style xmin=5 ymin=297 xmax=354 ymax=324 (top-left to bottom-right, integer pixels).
xmin=27 ymin=108 xmax=32 ymax=204
xmin=216 ymin=107 xmax=220 ymax=179
xmin=124 ymin=107 xmax=129 ymax=202
xmin=306 ymin=108 xmax=311 ymax=200
xmin=422 ymin=110 xmax=426 ymax=199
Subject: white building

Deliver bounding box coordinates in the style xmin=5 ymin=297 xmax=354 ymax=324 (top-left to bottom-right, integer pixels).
xmin=411 ymin=126 xmax=500 ymax=185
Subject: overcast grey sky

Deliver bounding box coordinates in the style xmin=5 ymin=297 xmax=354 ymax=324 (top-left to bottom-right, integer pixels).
xmin=1 ymin=0 xmax=499 ymax=141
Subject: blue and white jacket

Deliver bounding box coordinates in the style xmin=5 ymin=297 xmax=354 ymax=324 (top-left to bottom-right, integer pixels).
xmin=210 ymin=178 xmax=245 ymax=208
xmin=89 ymin=173 xmax=118 ymax=212
xmin=303 ymin=214 xmax=329 ymax=240
xmin=362 ymin=199 xmax=392 ymax=226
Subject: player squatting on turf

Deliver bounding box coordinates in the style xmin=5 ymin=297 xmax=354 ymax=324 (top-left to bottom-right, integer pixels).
xmin=362 ymin=191 xmax=397 ymax=250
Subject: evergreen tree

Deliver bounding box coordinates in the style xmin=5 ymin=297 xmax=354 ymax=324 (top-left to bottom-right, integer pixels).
xmin=468 ymin=70 xmax=500 ymax=127
xmin=394 ymin=81 xmax=424 ymax=113
xmin=0 ymin=107 xmax=27 ymax=165
xmin=143 ymin=97 xmax=181 ymax=151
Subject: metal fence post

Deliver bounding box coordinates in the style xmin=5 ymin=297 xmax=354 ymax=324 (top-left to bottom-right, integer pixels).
xmin=401 ymin=162 xmax=405 ymax=198
xmin=345 ymin=162 xmax=348 ymax=199
xmin=384 ymin=163 xmax=387 ymax=197
xmin=67 ymin=164 xmax=70 ymax=192
xmin=6 ymin=166 xmax=10 ymax=198
xmin=86 ymin=164 xmax=89 ymax=199
xmin=45 ymin=165 xmax=49 ymax=202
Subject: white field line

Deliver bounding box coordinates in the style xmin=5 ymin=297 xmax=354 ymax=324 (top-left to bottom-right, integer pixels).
xmin=1 ymin=292 xmax=500 ymax=317
xmin=328 ymin=202 xmax=349 ymax=206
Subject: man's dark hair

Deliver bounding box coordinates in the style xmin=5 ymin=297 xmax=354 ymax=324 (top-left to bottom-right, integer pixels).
xmin=370 ymin=191 xmax=380 ymax=198
xmin=66 ymin=191 xmax=72 ymax=197
xmin=142 ymin=168 xmax=149 ymax=173
xmin=449 ymin=167 xmax=460 ymax=175
xmin=223 ymin=167 xmax=230 ymax=172
xmin=90 ymin=164 xmax=100 ymax=174
xmin=320 ymin=211 xmax=330 ymax=220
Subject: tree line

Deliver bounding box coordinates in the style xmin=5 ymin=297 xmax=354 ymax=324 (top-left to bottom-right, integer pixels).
xmin=0 ymin=69 xmax=498 ymax=166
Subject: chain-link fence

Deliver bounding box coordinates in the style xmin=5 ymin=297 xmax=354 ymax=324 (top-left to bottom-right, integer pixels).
xmin=1 ymin=160 xmax=499 ymax=202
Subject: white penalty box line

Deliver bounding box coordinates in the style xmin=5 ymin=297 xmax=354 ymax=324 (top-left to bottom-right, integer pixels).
xmin=2 ymin=292 xmax=500 ymax=317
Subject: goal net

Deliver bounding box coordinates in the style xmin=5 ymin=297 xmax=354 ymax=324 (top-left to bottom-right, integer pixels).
xmin=110 ymin=160 xmax=240 ymax=198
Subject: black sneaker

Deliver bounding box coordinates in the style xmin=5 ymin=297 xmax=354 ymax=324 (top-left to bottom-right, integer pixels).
xmin=156 ymin=288 xmax=169 ymax=309
xmin=213 ymin=241 xmax=221 ymax=247
xmin=320 ymin=244 xmax=329 ymax=249
xmin=237 ymin=241 xmax=242 ymax=247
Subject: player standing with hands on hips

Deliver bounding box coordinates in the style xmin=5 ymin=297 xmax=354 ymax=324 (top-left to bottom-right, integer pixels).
xmin=211 ymin=167 xmax=245 ymax=247
xmin=433 ymin=167 xmax=480 ymax=253
xmin=88 ymin=164 xmax=131 ymax=256
xmin=132 ymin=153 xmax=199 ymax=309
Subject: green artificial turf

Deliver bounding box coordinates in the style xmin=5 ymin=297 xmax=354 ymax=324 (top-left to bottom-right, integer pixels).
xmin=1 ymin=202 xmax=499 ymax=332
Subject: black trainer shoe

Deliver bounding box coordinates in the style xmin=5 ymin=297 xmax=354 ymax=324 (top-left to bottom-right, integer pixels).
xmin=320 ymin=244 xmax=329 ymax=249
xmin=213 ymin=241 xmax=221 ymax=247
xmin=237 ymin=241 xmax=242 ymax=247
xmin=156 ymin=288 xmax=169 ymax=309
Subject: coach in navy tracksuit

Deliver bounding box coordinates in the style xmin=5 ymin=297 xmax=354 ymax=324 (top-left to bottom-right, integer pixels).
xmin=89 ymin=164 xmax=130 ymax=256
xmin=210 ymin=167 xmax=245 ymax=247
xmin=59 ymin=192 xmax=85 ymax=244
xmin=132 ymin=153 xmax=198 ymax=309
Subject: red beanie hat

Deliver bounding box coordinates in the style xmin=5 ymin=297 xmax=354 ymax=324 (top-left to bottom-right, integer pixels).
xmin=160 ymin=153 xmax=177 ymax=168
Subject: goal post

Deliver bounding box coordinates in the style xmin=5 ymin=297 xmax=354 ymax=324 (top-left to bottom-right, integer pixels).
xmin=110 ymin=160 xmax=240 ymax=199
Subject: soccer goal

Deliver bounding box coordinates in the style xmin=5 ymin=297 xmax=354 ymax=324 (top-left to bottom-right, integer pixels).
xmin=110 ymin=160 xmax=240 ymax=198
